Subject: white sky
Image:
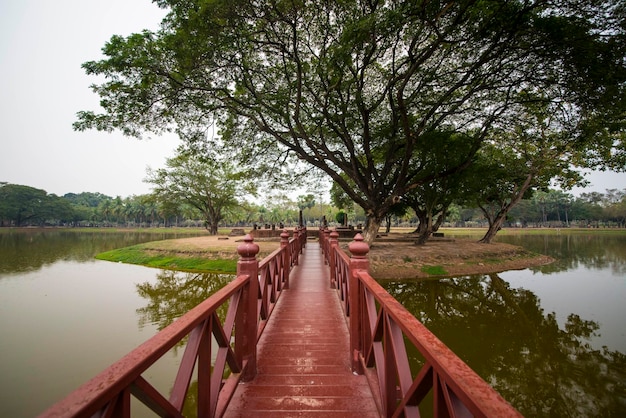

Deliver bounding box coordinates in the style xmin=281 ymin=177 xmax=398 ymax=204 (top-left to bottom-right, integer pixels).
xmin=0 ymin=0 xmax=624 ymax=198
xmin=0 ymin=0 xmax=178 ymax=198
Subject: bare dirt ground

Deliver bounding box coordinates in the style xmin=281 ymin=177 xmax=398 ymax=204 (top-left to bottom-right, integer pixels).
xmin=137 ymin=234 xmax=282 ymax=260
xmin=153 ymin=232 xmax=554 ymax=279
xmin=361 ymin=235 xmax=554 ymax=279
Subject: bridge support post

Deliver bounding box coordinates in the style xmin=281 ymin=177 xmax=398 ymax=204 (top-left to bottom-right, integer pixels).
xmin=236 ymin=234 xmax=260 ymax=381
xmin=329 ymin=229 xmax=339 ymax=288
xmin=280 ymin=229 xmax=290 ymax=289
xmin=348 ymin=234 xmax=369 ymax=374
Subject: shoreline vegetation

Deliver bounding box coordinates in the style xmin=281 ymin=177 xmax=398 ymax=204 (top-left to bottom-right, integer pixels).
xmin=87 ymin=227 xmax=626 ymax=278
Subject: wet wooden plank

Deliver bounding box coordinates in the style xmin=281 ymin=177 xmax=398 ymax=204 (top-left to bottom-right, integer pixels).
xmin=224 ymin=245 xmax=380 ymax=417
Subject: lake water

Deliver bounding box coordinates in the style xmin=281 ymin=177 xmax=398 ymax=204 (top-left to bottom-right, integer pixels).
xmin=0 ymin=229 xmax=226 ymax=418
xmin=381 ymin=232 xmax=626 ymax=417
xmin=0 ymin=229 xmax=624 ymax=417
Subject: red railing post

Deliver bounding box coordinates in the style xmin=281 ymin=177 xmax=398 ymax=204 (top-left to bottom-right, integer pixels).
xmin=348 ymin=233 xmax=369 ymax=374
xmin=323 ymin=227 xmax=331 ymax=264
xmin=280 ymin=229 xmax=290 ymax=290
xmin=329 ymin=229 xmax=339 ymax=288
xmin=236 ymin=234 xmax=259 ymax=381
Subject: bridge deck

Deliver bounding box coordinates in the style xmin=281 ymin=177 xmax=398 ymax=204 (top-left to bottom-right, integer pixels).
xmin=224 ymin=244 xmax=380 ymax=417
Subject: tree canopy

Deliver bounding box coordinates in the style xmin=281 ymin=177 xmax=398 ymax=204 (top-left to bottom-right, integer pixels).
xmin=0 ymin=184 xmax=73 ymax=227
xmin=75 ymin=0 xmax=626 ymax=243
xmin=145 ymin=147 xmax=256 ymax=234
xmin=469 ymin=94 xmax=591 ymax=243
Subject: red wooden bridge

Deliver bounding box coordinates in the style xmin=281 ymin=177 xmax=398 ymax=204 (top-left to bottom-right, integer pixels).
xmin=40 ymin=228 xmax=522 ymax=418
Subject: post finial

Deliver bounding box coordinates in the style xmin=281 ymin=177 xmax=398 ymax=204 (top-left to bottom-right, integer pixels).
xmin=237 ymin=234 xmax=259 ymax=259
xmin=280 ymin=229 xmax=290 ymax=248
xmin=348 ymin=233 xmax=369 ymax=259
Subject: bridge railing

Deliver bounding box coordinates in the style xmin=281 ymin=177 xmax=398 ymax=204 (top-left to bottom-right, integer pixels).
xmin=321 ymin=228 xmax=522 ymax=418
xmin=39 ymin=227 xmax=306 ymax=418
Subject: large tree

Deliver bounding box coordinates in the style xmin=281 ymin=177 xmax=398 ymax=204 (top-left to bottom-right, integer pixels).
xmin=469 ymin=89 xmax=614 ymax=243
xmin=403 ymin=129 xmax=477 ymax=243
xmin=75 ymin=0 xmax=625 ymax=244
xmin=145 ymin=148 xmax=256 ymax=234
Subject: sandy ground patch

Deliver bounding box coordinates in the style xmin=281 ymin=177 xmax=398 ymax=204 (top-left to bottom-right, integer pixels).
xmin=143 ymin=232 xmax=553 ymax=279
xmin=359 ymin=236 xmax=554 ymax=279
xmin=140 ymin=234 xmax=281 ymax=259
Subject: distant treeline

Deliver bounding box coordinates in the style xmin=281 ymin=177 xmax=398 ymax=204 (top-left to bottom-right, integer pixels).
xmin=0 ymin=184 xmax=186 ymax=228
xmin=450 ymin=188 xmax=626 ymax=229
xmin=1 ymin=182 xmax=625 ymax=228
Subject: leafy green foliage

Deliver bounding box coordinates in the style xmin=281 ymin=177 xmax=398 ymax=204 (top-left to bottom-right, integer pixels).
xmin=75 ymin=0 xmax=625 ymax=244
xmin=145 ymin=146 xmax=256 ymax=234
xmin=0 ymin=184 xmax=73 ymax=226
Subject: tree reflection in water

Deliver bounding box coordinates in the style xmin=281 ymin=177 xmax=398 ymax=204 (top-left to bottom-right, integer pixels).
xmin=136 ymin=270 xmax=234 ymax=331
xmin=500 ymin=234 xmax=626 ymax=276
xmin=383 ymin=274 xmax=626 ymax=417
xmin=134 ymin=271 xmax=236 ymax=417
xmin=134 ymin=269 xmax=626 ymax=416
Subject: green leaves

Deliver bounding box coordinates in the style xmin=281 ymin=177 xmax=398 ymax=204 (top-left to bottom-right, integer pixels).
xmin=145 ymin=146 xmax=255 ymax=234
xmin=76 ymin=0 xmax=626 ymax=243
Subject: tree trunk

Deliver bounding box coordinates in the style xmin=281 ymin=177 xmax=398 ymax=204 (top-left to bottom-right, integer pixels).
xmin=479 ymin=212 xmax=507 ymax=243
xmin=417 ymin=209 xmax=447 ymax=245
xmin=416 ymin=215 xmax=433 ymax=245
xmin=361 ymin=216 xmax=383 ymax=245
xmin=414 ymin=209 xmax=427 ymax=235
xmin=478 ymin=172 xmax=536 ymax=244
xmin=433 ymin=211 xmax=445 ymax=232
xmin=204 ymin=219 xmax=219 ymax=235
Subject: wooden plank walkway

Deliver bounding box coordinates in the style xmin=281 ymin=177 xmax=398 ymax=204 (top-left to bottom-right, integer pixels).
xmin=224 ymin=244 xmax=380 ymax=417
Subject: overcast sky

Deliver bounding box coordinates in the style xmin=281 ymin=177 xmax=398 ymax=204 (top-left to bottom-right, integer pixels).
xmin=0 ymin=0 xmax=178 ymax=198
xmin=0 ymin=1 xmax=624 ymax=199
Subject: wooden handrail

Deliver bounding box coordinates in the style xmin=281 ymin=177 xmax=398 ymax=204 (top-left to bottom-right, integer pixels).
xmin=320 ymin=228 xmax=522 ymax=417
xmin=39 ymin=228 xmax=307 ymax=418
xmin=39 ymin=275 xmax=249 ymax=418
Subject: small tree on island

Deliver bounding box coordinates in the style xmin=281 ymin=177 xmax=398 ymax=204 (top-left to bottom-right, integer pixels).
xmin=145 ymin=148 xmax=256 ymax=235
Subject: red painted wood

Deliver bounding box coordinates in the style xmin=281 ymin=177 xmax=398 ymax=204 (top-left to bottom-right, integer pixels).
xmin=224 ymin=245 xmax=380 ymax=417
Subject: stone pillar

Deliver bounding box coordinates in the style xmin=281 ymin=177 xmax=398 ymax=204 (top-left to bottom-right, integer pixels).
xmin=348 ymin=233 xmax=369 ymax=374
xmin=236 ymin=234 xmax=259 ymax=381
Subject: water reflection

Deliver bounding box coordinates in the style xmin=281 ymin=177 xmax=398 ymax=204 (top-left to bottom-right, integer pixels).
xmin=2 ymin=230 xmax=624 ymax=417
xmin=135 ymin=270 xmax=234 ymax=331
xmin=0 ymin=229 xmax=190 ymax=274
xmin=498 ymin=234 xmax=626 ymax=275
xmin=382 ymin=274 xmax=626 ymax=417
xmin=134 ymin=270 xmax=235 ymax=417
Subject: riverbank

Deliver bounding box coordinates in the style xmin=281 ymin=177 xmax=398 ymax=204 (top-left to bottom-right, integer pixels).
xmin=96 ymin=231 xmax=555 ymax=278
